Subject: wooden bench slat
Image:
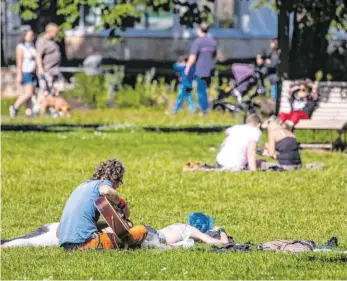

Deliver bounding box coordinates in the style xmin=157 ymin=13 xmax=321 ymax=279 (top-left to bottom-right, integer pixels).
xmin=295 ymin=120 xmax=347 ymax=130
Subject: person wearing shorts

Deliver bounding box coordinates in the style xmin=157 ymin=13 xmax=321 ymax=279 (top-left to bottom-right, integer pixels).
xmin=36 ymin=23 xmax=65 ymax=96
xmin=58 ymin=159 xmax=146 ymax=251
xmin=34 ymin=23 xmax=65 ymax=116
xmin=10 ymin=29 xmax=39 ymax=117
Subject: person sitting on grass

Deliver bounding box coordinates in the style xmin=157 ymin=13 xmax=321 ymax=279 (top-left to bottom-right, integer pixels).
xmin=259 ymin=116 xmax=302 ymax=171
xmin=57 ymin=159 xmax=146 ymax=251
xmin=278 ymin=79 xmax=318 ymax=130
xmin=170 ymin=56 xmax=196 ymax=114
xmin=216 ymin=114 xmax=262 ymax=171
xmin=1 ymin=213 xmax=229 ymax=248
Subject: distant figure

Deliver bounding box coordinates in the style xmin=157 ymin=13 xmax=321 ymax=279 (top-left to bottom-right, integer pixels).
xmin=83 ymin=47 xmax=103 ymax=76
xmin=216 ymin=114 xmax=262 ymax=171
xmin=10 ymin=29 xmax=39 ymax=117
xmin=36 ymin=23 xmax=65 ymax=97
xmin=265 ymin=39 xmax=280 ymax=100
xmin=278 ymin=79 xmax=318 ymax=130
xmin=185 ymin=23 xmax=217 ymax=114
xmin=172 ymin=56 xmax=196 ymax=113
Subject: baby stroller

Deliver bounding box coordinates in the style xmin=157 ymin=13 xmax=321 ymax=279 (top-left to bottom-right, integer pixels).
xmin=212 ymin=63 xmax=267 ymax=116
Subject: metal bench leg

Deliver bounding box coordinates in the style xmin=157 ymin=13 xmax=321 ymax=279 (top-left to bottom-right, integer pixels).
xmin=332 ymin=130 xmax=346 ymax=152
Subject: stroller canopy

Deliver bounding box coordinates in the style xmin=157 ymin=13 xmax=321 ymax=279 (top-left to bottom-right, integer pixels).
xmin=231 ymin=64 xmax=254 ymax=83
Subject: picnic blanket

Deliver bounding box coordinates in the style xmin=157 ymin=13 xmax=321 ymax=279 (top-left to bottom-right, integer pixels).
xmin=183 ymin=162 xmax=326 ymax=172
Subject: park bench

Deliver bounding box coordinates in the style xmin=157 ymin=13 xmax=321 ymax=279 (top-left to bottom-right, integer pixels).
xmin=277 ymin=80 xmax=347 ymax=151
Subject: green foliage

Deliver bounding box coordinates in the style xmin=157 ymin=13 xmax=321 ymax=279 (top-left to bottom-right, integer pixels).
xmin=14 ymin=0 xmax=216 ymax=35
xmin=115 ymin=68 xmax=176 ymax=109
xmin=69 ymin=73 xmax=109 ymax=108
xmin=1 ymin=130 xmax=347 ymax=279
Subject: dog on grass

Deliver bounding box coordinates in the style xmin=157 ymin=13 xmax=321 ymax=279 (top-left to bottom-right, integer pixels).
xmin=40 ymin=96 xmax=72 ymax=118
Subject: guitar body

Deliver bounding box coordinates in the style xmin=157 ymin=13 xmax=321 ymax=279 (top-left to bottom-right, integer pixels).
xmin=94 ymin=197 xmax=136 ymax=249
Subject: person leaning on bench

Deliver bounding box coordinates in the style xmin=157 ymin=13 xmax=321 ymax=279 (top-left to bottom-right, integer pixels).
xmin=278 ymin=79 xmax=318 ymax=130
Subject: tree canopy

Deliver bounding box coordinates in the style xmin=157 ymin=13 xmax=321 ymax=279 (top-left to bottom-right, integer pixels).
xmin=13 ymin=0 xmax=215 ymax=34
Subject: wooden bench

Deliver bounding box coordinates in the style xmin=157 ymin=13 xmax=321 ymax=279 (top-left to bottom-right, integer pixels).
xmin=278 ymin=80 xmax=347 ymax=151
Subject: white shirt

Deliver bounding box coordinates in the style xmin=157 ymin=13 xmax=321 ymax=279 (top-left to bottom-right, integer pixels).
xmin=216 ymin=124 xmax=262 ymax=170
xmin=17 ymin=43 xmax=37 ymax=73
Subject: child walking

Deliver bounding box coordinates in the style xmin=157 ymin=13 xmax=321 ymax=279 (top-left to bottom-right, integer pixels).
xmin=172 ymin=56 xmax=196 ymax=113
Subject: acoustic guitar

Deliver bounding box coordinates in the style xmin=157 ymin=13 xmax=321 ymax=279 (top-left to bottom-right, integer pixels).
xmin=94 ymin=196 xmax=136 ymax=249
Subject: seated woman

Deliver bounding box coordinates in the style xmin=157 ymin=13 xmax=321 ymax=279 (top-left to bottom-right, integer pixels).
xmin=1 ymin=213 xmax=229 ymax=248
xmin=278 ymin=79 xmax=318 ymax=130
xmin=260 ymin=116 xmax=302 ymax=170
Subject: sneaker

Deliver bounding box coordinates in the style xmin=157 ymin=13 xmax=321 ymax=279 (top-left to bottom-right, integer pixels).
xmin=9 ymin=106 xmax=18 ymax=117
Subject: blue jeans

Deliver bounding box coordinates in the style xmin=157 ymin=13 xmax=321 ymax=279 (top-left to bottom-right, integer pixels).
xmin=271 ymin=83 xmax=277 ymax=100
xmin=174 ymin=85 xmax=196 ymax=113
xmin=195 ymin=76 xmax=209 ymax=113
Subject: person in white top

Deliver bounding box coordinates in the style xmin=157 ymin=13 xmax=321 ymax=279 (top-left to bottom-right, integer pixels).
xmin=10 ymin=29 xmax=40 ymax=117
xmin=216 ymin=114 xmax=262 ymax=171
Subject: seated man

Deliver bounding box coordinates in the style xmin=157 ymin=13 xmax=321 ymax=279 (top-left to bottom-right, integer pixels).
xmin=58 ymin=159 xmax=146 ymax=251
xmin=216 ymin=114 xmax=262 ymax=171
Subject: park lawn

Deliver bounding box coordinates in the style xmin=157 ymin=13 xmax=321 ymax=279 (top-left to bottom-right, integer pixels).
xmin=1 ymin=130 xmax=347 ymax=280
xmin=1 ymin=98 xmax=242 ymax=127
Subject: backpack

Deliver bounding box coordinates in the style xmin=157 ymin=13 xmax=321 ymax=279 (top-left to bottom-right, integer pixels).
xmin=258 ymin=240 xmax=316 ymax=253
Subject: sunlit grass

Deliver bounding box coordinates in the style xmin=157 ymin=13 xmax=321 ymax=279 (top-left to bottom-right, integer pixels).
xmin=1 ymin=131 xmax=347 ymax=279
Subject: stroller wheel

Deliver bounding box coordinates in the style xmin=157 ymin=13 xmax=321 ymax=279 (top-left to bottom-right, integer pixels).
xmin=212 ymin=104 xmax=226 ymax=113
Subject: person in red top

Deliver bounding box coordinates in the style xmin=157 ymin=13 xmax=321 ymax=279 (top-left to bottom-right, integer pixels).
xmin=278 ymin=79 xmax=318 ymax=130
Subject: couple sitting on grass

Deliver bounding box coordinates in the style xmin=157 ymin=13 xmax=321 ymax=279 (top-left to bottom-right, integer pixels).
xmin=1 ymin=160 xmax=230 ymax=250
xmin=186 ymin=114 xmax=301 ymax=172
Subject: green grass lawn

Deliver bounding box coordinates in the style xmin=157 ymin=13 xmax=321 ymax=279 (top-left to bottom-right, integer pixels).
xmin=1 ymin=129 xmax=347 ymax=280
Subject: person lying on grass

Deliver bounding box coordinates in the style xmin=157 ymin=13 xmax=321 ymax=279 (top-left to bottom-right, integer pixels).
xmin=1 ymin=213 xmax=230 ymax=248
xmin=57 ymin=159 xmax=146 ymax=251
xmin=216 ymin=114 xmax=262 ymax=171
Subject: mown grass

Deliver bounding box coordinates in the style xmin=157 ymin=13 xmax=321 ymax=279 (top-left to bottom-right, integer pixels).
xmin=1 ymin=130 xmax=347 ymax=280
xmin=1 ymin=98 xmax=242 ymax=127
xmin=1 ymin=98 xmax=341 ymax=145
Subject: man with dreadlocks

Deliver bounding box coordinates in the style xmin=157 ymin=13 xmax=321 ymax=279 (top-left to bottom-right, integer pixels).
xmin=58 ymin=159 xmax=146 ymax=250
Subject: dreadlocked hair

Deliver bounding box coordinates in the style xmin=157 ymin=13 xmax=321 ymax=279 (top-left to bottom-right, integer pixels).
xmin=91 ymin=159 xmax=125 ymax=182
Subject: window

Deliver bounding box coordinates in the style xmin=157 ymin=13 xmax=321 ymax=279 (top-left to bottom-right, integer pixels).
xmin=212 ymin=0 xmax=235 ymax=29
xmin=134 ymin=5 xmax=174 ymax=30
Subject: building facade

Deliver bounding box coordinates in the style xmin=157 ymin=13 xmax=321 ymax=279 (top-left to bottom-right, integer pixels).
xmin=4 ymin=0 xmax=277 ymax=61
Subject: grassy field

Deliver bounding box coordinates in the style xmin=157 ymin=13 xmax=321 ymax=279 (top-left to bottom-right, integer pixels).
xmin=1 ymin=125 xmax=347 ymax=279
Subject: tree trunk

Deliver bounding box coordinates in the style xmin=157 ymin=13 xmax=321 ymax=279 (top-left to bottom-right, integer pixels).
xmin=1 ymin=26 xmax=6 ymax=66
xmin=289 ymin=0 xmax=336 ymax=79
xmin=275 ymin=0 xmax=292 ymax=114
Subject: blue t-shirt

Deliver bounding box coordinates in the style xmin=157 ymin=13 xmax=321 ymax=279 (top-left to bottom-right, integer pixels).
xmin=58 ymin=179 xmax=113 ymax=246
xmin=173 ymin=63 xmax=195 ymax=88
xmin=190 ymin=35 xmax=217 ymax=78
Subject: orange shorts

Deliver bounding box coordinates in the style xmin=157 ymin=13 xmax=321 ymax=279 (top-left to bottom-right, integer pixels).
xmin=62 ymin=225 xmax=148 ymax=251
xmin=79 ymin=233 xmax=117 ymax=250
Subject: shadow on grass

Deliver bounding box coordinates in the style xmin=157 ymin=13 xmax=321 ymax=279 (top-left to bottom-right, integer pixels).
xmin=1 ymin=123 xmax=229 ymax=134
xmin=307 ymin=255 xmax=347 ymax=263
